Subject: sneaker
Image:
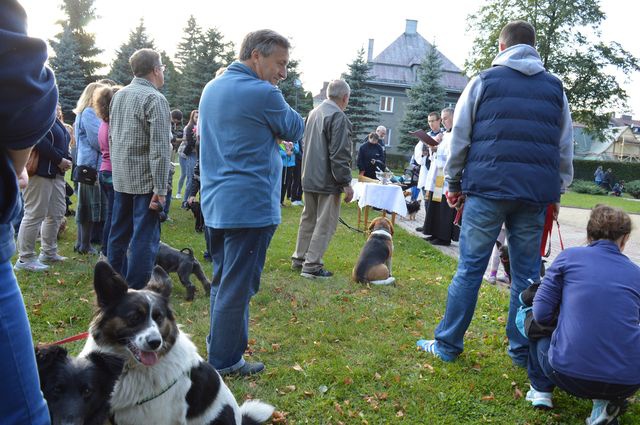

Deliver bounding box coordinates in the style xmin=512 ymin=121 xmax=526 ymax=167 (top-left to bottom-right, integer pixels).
xmin=175 ymin=193 xmax=182 ymax=199
xmin=416 ymin=339 xmax=455 ymax=362
xmin=485 ymin=272 xmax=497 ymax=284
xmin=219 ymin=361 xmax=264 ymax=377
xmin=14 ymin=259 xmax=49 ymax=272
xmin=300 ymin=268 xmax=333 ymax=279
xmin=38 ymin=253 xmax=67 ymax=263
xmin=525 ymin=386 xmax=553 ymax=409
xmin=291 ymin=200 xmax=304 ymax=206
xmin=415 ymin=226 xmax=424 ymax=232
xmin=586 ymin=399 xmax=621 ymax=425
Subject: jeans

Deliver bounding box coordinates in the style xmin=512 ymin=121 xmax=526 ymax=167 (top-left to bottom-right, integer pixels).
xmin=178 ymin=153 xmax=196 ymax=198
xmin=529 ymin=337 xmax=640 ymax=400
xmin=99 ymin=172 xmax=114 ymax=257
xmin=0 ymin=260 xmax=51 ymax=424
xmin=434 ymin=195 xmax=546 ymax=365
xmin=205 ymin=225 xmax=277 ymax=373
xmin=108 ymin=192 xmax=160 ymax=289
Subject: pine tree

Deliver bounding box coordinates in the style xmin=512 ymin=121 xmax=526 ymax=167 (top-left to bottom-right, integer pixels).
xmin=49 ymin=0 xmax=103 ymax=85
xmin=159 ymin=52 xmax=180 ymax=110
xmin=398 ymin=45 xmax=446 ymax=151
xmin=342 ymin=48 xmax=379 ymax=162
xmin=108 ymin=19 xmax=156 ymax=85
xmin=49 ymin=26 xmax=85 ymax=120
xmin=279 ymin=59 xmax=313 ymax=118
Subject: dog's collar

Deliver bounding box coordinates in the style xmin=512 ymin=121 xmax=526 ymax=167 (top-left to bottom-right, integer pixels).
xmin=370 ymin=229 xmax=392 ymax=239
xmin=134 ymin=369 xmax=190 ymax=406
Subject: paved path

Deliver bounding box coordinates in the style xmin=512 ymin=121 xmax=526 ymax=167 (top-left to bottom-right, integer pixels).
xmin=394 ymin=204 xmax=640 ymax=267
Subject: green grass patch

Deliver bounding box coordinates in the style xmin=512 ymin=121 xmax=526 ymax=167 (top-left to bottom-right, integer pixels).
xmin=561 ymin=191 xmax=640 ymax=214
xmin=15 ymin=174 xmax=640 ymax=423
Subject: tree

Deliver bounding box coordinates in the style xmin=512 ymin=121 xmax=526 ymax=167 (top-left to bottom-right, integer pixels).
xmin=108 ymin=19 xmax=155 ymax=85
xmin=398 ymin=45 xmax=446 ymax=151
xmin=279 ymin=59 xmax=313 ymax=118
xmin=466 ymin=0 xmax=640 ymax=136
xmin=49 ymin=0 xmax=103 ymax=85
xmin=160 ymin=52 xmax=180 ymax=110
xmin=49 ymin=26 xmax=85 ymax=120
xmin=342 ymin=48 xmax=379 ymax=163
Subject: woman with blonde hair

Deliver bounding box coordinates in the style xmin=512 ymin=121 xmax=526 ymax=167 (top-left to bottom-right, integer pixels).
xmin=73 ymin=82 xmax=105 ymax=254
xmin=525 ymin=205 xmax=640 ymax=424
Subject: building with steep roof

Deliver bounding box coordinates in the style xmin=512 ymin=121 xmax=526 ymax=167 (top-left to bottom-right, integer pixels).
xmin=365 ymin=19 xmax=469 ymax=154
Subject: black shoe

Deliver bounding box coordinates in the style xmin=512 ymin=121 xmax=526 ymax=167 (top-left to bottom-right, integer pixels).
xmin=219 ymin=361 xmax=264 ymax=377
xmin=300 ymin=268 xmax=333 ymax=279
xmin=415 ymin=226 xmax=424 ymax=232
xmin=430 ymin=238 xmax=450 ymax=246
xmin=423 ymin=235 xmax=436 ymax=242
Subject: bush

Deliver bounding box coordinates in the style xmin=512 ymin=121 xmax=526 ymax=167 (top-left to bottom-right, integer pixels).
xmin=573 ymin=159 xmax=640 ymax=184
xmin=626 ymin=180 xmax=640 ymax=199
xmin=570 ymin=179 xmax=608 ymax=195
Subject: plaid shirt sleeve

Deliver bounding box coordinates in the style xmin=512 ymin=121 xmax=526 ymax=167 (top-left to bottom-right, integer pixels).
xmin=147 ymin=95 xmax=171 ymax=196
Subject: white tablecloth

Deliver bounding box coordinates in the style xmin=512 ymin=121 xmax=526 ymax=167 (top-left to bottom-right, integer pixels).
xmin=352 ymin=182 xmax=408 ymax=217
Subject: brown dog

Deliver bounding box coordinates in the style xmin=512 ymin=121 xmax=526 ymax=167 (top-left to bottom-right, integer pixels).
xmin=352 ymin=217 xmax=395 ymax=285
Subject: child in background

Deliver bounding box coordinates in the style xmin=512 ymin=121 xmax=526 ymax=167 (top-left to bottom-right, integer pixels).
xmin=485 ymin=227 xmax=508 ymax=284
xmin=279 ymin=140 xmax=299 ymax=206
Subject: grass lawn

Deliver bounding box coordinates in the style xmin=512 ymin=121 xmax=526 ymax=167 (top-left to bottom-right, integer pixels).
xmin=561 ymin=191 xmax=640 ymax=214
xmin=15 ymin=177 xmax=640 ymax=424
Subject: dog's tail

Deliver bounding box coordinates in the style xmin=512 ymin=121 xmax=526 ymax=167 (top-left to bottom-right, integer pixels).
xmin=240 ymin=400 xmax=274 ymax=425
xmin=180 ymin=247 xmax=194 ymax=257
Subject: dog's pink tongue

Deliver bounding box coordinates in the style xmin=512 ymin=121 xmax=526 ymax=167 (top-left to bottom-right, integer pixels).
xmin=140 ymin=351 xmax=159 ymax=366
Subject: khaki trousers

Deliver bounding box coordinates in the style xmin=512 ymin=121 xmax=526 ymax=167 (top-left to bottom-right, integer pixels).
xmin=292 ymin=192 xmax=341 ymax=273
xmin=17 ymin=174 xmax=66 ymax=261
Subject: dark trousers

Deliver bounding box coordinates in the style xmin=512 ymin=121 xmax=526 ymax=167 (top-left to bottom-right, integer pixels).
xmin=291 ymin=161 xmax=302 ymax=202
xmin=281 ymin=166 xmax=294 ymax=204
xmin=108 ymin=192 xmax=160 ymax=289
xmin=99 ymin=171 xmax=114 ymax=257
xmin=528 ymin=337 xmax=640 ymax=400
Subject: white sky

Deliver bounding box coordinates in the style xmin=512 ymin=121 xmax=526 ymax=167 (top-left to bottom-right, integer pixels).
xmin=19 ymin=0 xmax=640 ymax=117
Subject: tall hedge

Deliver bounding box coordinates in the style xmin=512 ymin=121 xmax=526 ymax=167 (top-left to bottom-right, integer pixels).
xmin=572 ymin=159 xmax=640 ymax=183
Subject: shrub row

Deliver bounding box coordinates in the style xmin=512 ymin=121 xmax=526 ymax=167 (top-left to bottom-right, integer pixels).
xmin=570 ymin=180 xmax=608 ymax=195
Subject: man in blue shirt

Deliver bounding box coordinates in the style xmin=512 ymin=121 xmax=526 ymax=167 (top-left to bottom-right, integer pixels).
xmin=199 ymin=29 xmax=304 ymax=376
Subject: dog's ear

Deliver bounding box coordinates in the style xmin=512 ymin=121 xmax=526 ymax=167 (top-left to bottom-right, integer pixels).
xmin=35 ymin=345 xmax=68 ymax=371
xmin=387 ymin=219 xmax=394 ymax=236
xmin=146 ymin=265 xmax=172 ymax=298
xmin=94 ymin=261 xmax=129 ymax=308
xmin=87 ymin=351 xmax=125 ymax=379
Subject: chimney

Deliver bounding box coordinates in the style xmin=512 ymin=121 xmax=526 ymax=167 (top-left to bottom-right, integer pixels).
xmin=367 ymin=39 xmax=374 ymax=62
xmin=405 ymin=19 xmax=418 ymax=35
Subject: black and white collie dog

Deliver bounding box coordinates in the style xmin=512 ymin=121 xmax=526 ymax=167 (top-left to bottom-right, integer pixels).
xmin=36 ymin=344 xmax=124 ymax=425
xmin=79 ymin=261 xmax=274 ymax=425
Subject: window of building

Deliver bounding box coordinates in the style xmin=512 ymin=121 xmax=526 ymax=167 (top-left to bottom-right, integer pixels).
xmin=379 ymin=96 xmax=394 ymax=113
xmin=385 ymin=128 xmax=392 ymax=147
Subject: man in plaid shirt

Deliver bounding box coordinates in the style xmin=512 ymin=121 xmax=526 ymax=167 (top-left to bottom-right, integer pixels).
xmin=108 ymin=48 xmax=171 ymax=289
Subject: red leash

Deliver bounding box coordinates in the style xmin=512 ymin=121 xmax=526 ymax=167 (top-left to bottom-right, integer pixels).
xmin=541 ymin=204 xmax=564 ymax=257
xmin=45 ymin=331 xmax=90 ymax=346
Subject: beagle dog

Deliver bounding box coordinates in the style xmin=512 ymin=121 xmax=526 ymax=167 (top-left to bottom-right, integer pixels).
xmin=352 ymin=217 xmax=396 ymax=285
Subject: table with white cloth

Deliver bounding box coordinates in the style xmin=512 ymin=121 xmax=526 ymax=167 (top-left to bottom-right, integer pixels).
xmin=352 ymin=182 xmax=408 ymax=231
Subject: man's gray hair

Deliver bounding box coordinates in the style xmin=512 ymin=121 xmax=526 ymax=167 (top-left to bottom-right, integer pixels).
xmin=327 ymin=79 xmax=350 ymax=101
xmin=441 ymin=107 xmax=454 ymax=116
xmin=376 ymin=125 xmax=387 ymax=133
xmin=239 ymin=29 xmax=290 ymax=60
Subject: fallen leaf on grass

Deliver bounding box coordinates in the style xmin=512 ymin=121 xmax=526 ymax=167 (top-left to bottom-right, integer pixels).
xmin=423 ymin=363 xmax=435 ymax=372
xmin=343 ymin=377 xmax=353 ymax=385
xmin=374 ymin=372 xmax=382 ymax=380
xmin=396 ymin=410 xmax=404 ymax=417
xmin=271 ymin=410 xmax=288 ymax=423
xmin=481 ymin=393 xmax=495 ymax=401
xmin=292 ymin=363 xmax=303 ymax=372
xmin=514 ymin=387 xmax=523 ymax=399
xmin=271 ymin=343 xmax=281 ymax=351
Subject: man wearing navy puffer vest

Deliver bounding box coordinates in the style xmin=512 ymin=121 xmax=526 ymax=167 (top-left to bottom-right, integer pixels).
xmin=416 ymin=21 xmax=573 ymax=368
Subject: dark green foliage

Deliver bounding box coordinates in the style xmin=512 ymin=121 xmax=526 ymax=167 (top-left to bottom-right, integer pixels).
xmin=108 ymin=19 xmax=155 ymax=86
xmin=465 ymin=0 xmax=640 ymax=137
xmin=49 ymin=0 xmax=103 ymax=85
xmin=279 ymin=59 xmax=313 ymax=119
xmin=48 ymin=26 xmax=85 ymax=120
xmin=159 ymin=52 xmax=180 ymax=110
xmin=342 ymin=48 xmax=380 ymax=161
xmin=174 ymin=17 xmax=235 ymax=114
xmin=569 ymin=180 xmax=608 ymax=195
xmin=625 ymin=180 xmax=640 ymax=199
xmin=398 ymin=45 xmax=446 ymax=151
xmin=572 ymin=159 xmax=640 ymax=184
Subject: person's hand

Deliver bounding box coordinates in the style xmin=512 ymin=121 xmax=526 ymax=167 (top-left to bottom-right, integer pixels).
xmin=445 ymin=191 xmax=465 ymax=209
xmin=17 ymin=168 xmax=29 ymax=189
xmin=552 ymin=202 xmax=560 ymax=221
xmin=343 ymin=185 xmax=354 ymax=203
xmin=58 ymin=158 xmax=72 ymax=173
xmin=149 ymin=194 xmax=166 ymax=210
xmin=434 ymin=133 xmax=444 ymax=143
xmin=187 ymin=196 xmax=196 ymax=205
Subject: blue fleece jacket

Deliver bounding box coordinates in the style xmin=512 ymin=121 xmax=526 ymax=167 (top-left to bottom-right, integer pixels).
xmin=34 ymin=119 xmax=71 ymax=178
xmin=0 ymin=0 xmax=58 ymax=263
xmin=534 ymin=240 xmax=640 ymax=385
xmin=198 ymin=61 xmax=304 ymax=228
xmin=279 ymin=142 xmax=299 ymax=168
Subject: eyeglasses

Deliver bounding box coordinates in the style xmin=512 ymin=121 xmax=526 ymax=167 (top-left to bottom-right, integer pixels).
xmin=156 ymin=64 xmax=166 ymax=72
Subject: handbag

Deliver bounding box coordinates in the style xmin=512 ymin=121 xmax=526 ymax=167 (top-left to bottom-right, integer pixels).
xmin=73 ymin=165 xmax=98 ymax=185
xmin=25 ymin=148 xmax=39 ymax=177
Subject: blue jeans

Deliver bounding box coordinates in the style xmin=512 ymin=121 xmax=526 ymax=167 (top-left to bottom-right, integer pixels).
xmin=178 ymin=153 xmax=196 ymax=198
xmin=99 ymin=172 xmax=114 ymax=257
xmin=434 ymin=195 xmax=545 ymax=365
xmin=529 ymin=337 xmax=640 ymax=400
xmin=0 ymin=260 xmax=51 ymax=424
xmin=108 ymin=192 xmax=160 ymax=289
xmin=205 ymin=225 xmax=277 ymax=373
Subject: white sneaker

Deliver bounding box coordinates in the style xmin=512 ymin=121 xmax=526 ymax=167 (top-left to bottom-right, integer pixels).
xmin=38 ymin=253 xmax=67 ymax=263
xmin=292 ymin=200 xmax=304 ymax=206
xmin=14 ymin=259 xmax=50 ymax=272
xmin=175 ymin=193 xmax=182 ymax=199
xmin=586 ymin=399 xmax=621 ymax=425
xmin=525 ymin=386 xmax=553 ymax=409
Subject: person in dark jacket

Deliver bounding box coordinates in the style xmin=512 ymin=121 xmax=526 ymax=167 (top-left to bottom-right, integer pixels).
xmin=15 ymin=116 xmax=72 ymax=271
xmin=357 ymin=132 xmax=385 ymax=179
xmin=525 ymin=205 xmax=640 ymax=423
xmin=1 ymin=1 xmax=58 ymax=423
xmin=416 ymin=20 xmax=573 ymax=368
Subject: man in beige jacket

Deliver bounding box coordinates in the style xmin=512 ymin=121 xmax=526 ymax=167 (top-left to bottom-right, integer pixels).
xmin=292 ymin=79 xmax=354 ymax=278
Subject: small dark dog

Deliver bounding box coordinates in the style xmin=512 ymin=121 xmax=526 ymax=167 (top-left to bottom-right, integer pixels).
xmin=185 ymin=200 xmax=204 ymax=233
xmin=406 ymin=200 xmax=421 ymax=220
xmin=155 ymin=241 xmax=211 ymax=301
xmin=36 ymin=344 xmax=124 ymax=425
xmin=496 ymin=240 xmax=546 ymax=282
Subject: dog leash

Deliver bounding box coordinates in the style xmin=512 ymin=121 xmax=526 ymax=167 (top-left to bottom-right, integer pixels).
xmin=45 ymin=331 xmax=90 ymax=346
xmin=541 ymin=204 xmax=564 ymax=258
xmin=338 ymin=216 xmax=364 ymax=233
